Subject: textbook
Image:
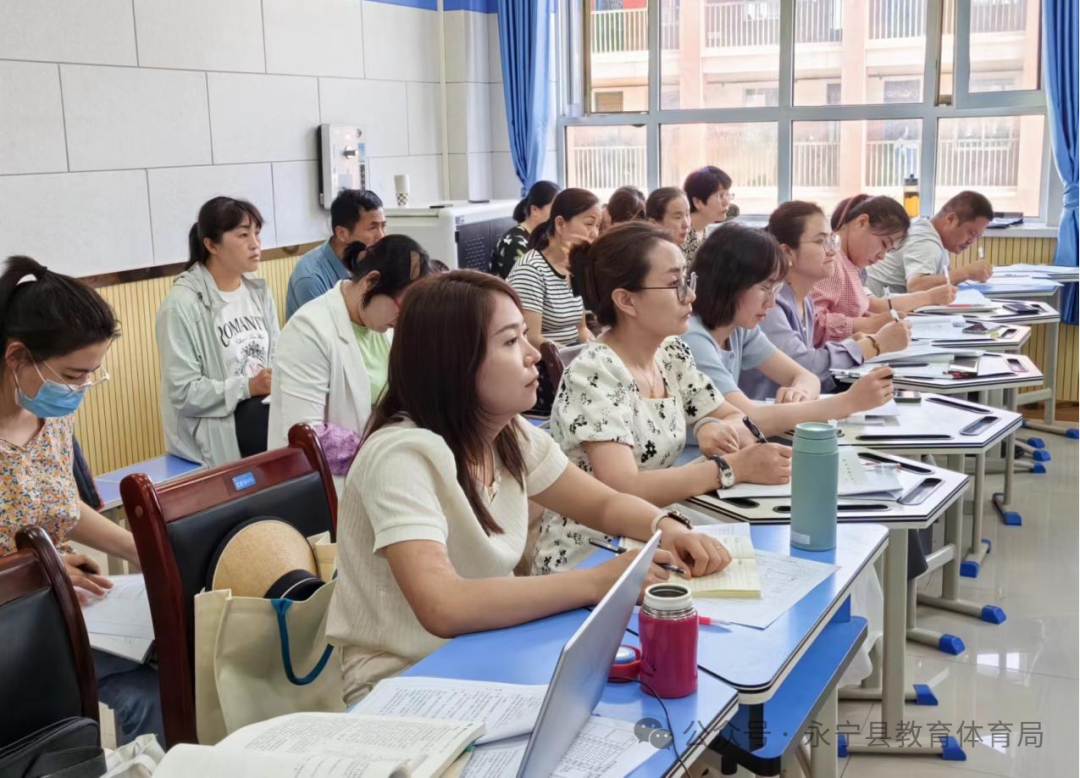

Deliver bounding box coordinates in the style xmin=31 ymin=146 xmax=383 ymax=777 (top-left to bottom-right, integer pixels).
xmin=622 ymin=523 xmax=761 ymax=597
xmin=154 ymin=712 xmax=484 ymax=778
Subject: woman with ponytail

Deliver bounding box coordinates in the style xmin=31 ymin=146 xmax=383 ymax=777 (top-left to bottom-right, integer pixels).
xmin=810 ymin=194 xmax=956 ymax=348
xmin=531 ymin=222 xmax=792 ymax=575
xmin=489 ymin=181 xmax=560 ymax=279
xmin=0 ymin=256 xmax=163 ymax=745
xmin=156 ymin=196 xmax=280 ymax=467
xmin=507 ymin=187 xmax=600 ymax=414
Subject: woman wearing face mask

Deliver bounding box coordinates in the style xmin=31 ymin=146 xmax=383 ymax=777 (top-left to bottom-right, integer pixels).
xmin=531 ymin=223 xmax=792 ymax=575
xmin=682 ymin=224 xmax=897 ymax=436
xmin=811 ymin=195 xmax=956 ymax=348
xmin=742 ymin=201 xmax=912 ymax=399
xmin=326 ymin=270 xmax=729 ymax=702
xmin=507 ymin=188 xmax=600 ymax=414
xmin=0 ymin=256 xmax=164 ymax=746
xmin=646 ymin=187 xmax=692 ymax=258
xmin=490 ymin=180 xmax=560 ymax=279
xmin=157 ymin=197 xmax=280 ymax=467
xmin=269 ymin=236 xmax=433 ymax=485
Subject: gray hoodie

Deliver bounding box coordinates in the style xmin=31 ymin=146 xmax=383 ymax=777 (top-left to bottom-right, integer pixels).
xmin=155 ymin=262 xmax=280 ymax=467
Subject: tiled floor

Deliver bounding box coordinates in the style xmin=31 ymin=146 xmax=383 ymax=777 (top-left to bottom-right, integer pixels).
xmin=842 ymin=432 xmax=1078 ymax=776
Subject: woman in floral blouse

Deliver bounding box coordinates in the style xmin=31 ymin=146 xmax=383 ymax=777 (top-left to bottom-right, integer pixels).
xmin=531 ymin=223 xmax=792 ymax=574
xmin=0 ymin=255 xmax=163 ymax=746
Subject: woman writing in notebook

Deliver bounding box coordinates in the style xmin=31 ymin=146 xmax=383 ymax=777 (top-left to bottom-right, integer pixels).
xmin=0 ymin=256 xmax=163 ymax=745
xmin=530 ymin=222 xmax=792 ymax=576
xmin=326 ymin=271 xmax=731 ymax=703
xmin=810 ymin=194 xmax=956 ymax=348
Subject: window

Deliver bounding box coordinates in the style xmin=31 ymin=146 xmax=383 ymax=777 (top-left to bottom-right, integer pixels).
xmin=562 ymin=0 xmax=1049 ymax=217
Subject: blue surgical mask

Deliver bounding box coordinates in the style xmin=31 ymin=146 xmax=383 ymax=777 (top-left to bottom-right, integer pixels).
xmin=15 ymin=365 xmax=88 ymax=418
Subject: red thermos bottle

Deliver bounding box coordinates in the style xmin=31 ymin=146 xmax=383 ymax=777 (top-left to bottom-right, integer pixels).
xmin=639 ymin=583 xmax=698 ymax=698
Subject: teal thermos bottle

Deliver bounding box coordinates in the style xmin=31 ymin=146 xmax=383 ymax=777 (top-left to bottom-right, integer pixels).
xmin=790 ymin=422 xmax=839 ymax=551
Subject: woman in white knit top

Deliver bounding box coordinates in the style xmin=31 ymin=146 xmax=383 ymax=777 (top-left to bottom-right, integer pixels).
xmin=326 ymin=271 xmax=733 ymax=704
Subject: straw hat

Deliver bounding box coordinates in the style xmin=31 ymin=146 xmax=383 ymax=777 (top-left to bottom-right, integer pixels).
xmin=206 ymin=518 xmax=322 ymax=600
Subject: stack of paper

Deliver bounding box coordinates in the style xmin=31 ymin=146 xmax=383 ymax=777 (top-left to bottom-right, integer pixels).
xmin=915 ymin=287 xmax=996 ymax=313
xmin=908 ymin=315 xmax=990 ymax=341
xmin=865 ymin=344 xmax=958 ymax=364
xmin=622 ymin=523 xmax=760 ymax=597
xmin=80 ymin=574 xmax=155 ymax=663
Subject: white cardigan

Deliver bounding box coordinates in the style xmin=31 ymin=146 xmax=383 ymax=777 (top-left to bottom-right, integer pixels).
xmin=268 ymin=283 xmax=377 ymax=486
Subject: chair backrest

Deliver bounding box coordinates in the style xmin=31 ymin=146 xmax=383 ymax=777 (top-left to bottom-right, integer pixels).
xmin=539 ymin=342 xmax=587 ymax=395
xmin=120 ymin=424 xmax=337 ymax=746
xmin=0 ymin=527 xmax=98 ymax=747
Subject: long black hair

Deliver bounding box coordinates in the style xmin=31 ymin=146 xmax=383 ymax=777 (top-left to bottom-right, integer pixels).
xmin=691 ymin=224 xmax=787 ymax=329
xmin=0 ymin=256 xmax=119 ymax=368
xmin=187 ymin=196 xmax=264 ymax=269
xmin=526 ymin=188 xmax=600 ymax=252
xmin=513 ymin=181 xmax=560 ymax=224
xmin=343 ymin=235 xmax=434 ymax=305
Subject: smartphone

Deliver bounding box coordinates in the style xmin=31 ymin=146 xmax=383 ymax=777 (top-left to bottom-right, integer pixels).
xmin=962 ymin=322 xmax=991 ymax=334
xmin=1002 ymin=302 xmax=1039 ymax=314
xmin=894 ymin=390 xmax=922 ymax=403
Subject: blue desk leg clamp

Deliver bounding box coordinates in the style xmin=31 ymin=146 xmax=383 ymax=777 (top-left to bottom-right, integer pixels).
xmin=1031 ymin=463 xmax=1047 ymax=474
xmin=1025 ymin=436 xmax=1045 ymax=449
xmin=938 ymin=634 xmax=965 ymax=655
xmin=837 ymin=733 xmax=848 ymax=759
xmin=913 ymin=684 xmax=938 ymax=706
xmin=1031 ymin=449 xmax=1051 ymax=462
xmin=981 ymin=605 xmax=1007 ymax=624
xmin=960 ymin=560 xmax=980 ymax=578
xmin=1066 ymin=428 xmax=1078 ymax=440
xmin=993 ymin=493 xmax=1022 ymax=526
xmin=941 ymin=736 xmax=967 ymax=761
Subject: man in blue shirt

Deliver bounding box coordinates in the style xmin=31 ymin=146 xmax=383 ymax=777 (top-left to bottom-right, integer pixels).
xmin=285 ymin=189 xmax=388 ymax=319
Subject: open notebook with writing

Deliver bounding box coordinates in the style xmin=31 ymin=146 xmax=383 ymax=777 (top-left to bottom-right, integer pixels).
xmin=620 ymin=524 xmax=760 ymax=597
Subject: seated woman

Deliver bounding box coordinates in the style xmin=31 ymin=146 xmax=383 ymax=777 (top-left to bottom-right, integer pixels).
xmin=269 ymin=236 xmax=433 ymax=483
xmin=507 ymin=188 xmax=600 ymax=414
xmin=489 ymin=180 xmax=560 ymax=279
xmin=532 ymin=222 xmax=792 ymax=575
xmin=736 ymin=201 xmax=912 ymax=399
xmin=811 ymin=195 xmax=955 ymax=348
xmin=683 ymin=223 xmax=898 ymax=436
xmin=157 ymin=196 xmax=280 ymax=467
xmin=0 ymin=256 xmax=163 ymax=746
xmin=682 ymin=166 xmax=734 ymax=260
xmin=326 ymin=270 xmax=730 ymax=703
xmin=645 ymin=187 xmax=692 ymax=258
xmin=599 ymin=185 xmax=646 ymax=235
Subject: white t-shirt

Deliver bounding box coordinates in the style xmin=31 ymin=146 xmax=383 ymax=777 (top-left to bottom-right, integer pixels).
xmin=214 ymin=285 xmax=271 ymax=379
xmin=866 ymin=217 xmax=949 ymax=296
xmin=327 ymin=417 xmax=569 ymax=703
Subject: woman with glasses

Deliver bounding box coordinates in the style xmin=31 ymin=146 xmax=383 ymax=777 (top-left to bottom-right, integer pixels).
xmin=737 ymin=201 xmax=914 ymax=400
xmin=531 ymin=222 xmax=793 ymax=575
xmin=268 ymin=236 xmax=433 ymax=488
xmin=682 ymin=166 xmax=734 ymax=260
xmin=683 ymin=223 xmax=898 ymax=437
xmin=811 ymin=194 xmax=955 ymax=349
xmin=0 ymin=255 xmax=164 ymax=746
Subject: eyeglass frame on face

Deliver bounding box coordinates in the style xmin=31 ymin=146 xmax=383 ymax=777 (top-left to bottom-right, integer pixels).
xmin=38 ymin=360 xmax=110 ymax=397
xmin=756 ymin=280 xmax=785 ymax=300
xmin=638 ymin=270 xmax=698 ymax=305
xmin=800 ymin=233 xmax=841 ymax=253
xmin=716 ymin=189 xmax=735 ymax=205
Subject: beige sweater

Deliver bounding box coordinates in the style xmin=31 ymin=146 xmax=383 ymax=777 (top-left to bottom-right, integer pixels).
xmin=326 ymin=417 xmax=568 ymax=703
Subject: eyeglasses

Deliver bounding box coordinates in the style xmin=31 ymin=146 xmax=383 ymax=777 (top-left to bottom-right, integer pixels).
xmin=757 ymin=281 xmax=785 ymax=300
xmin=639 ymin=271 xmax=698 ymax=304
xmin=40 ymin=361 xmax=110 ymax=397
xmin=717 ymin=190 xmax=735 ymax=204
xmin=801 ymin=233 xmax=841 ymax=253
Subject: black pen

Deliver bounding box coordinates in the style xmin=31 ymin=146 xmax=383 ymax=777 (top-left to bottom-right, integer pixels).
xmin=588 ymin=537 xmax=687 ymax=578
xmin=742 ymin=416 xmax=769 ymax=444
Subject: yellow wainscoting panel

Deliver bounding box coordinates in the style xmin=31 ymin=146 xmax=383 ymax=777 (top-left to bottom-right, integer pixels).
xmin=954 ymin=235 xmax=1077 ymax=403
xmin=73 ymin=250 xmax=307 ymax=476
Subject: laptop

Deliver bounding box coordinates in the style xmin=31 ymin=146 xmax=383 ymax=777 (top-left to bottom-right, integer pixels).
xmin=517 ymin=531 xmax=663 ymax=778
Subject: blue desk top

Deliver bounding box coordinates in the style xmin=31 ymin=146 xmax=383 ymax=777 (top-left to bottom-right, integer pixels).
xmin=614 ymin=524 xmax=886 ymax=700
xmin=96 ymin=454 xmax=202 ymax=510
xmin=406 ymin=609 xmax=739 ymax=777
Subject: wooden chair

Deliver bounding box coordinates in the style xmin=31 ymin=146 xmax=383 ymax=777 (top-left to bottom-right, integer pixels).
xmin=0 ymin=527 xmax=98 ymax=748
xmin=119 ymin=424 xmax=337 ymax=746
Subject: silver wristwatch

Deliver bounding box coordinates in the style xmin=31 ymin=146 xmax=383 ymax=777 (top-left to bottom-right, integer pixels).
xmin=711 ymin=455 xmax=735 ymax=489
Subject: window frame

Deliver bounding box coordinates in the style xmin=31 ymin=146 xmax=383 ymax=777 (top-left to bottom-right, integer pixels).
xmin=556 ymin=0 xmax=1053 ymax=221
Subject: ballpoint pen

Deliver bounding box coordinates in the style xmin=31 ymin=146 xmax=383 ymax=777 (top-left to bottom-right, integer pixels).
xmin=742 ymin=416 xmax=769 ymax=444
xmin=885 ymin=288 xmax=900 ymax=321
xmin=587 ymin=537 xmax=687 ymax=578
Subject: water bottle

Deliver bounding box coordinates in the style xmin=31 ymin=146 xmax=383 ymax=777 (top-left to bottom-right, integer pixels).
xmin=790 ymin=422 xmax=839 ymax=551
xmin=639 ymin=583 xmax=698 ymax=698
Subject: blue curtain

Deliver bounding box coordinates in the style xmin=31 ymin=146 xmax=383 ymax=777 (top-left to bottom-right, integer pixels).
xmin=1044 ymin=0 xmax=1079 ymax=324
xmin=497 ymin=0 xmax=552 ymax=196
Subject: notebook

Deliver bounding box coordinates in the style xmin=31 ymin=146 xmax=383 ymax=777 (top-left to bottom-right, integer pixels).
xmin=620 ymin=526 xmax=760 ymax=598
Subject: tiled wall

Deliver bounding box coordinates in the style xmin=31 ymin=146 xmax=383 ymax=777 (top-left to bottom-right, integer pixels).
xmin=0 ymin=0 xmax=547 ymax=277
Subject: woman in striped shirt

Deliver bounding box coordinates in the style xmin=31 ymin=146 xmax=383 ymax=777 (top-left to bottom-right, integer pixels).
xmin=507 ymin=188 xmax=600 ymax=413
